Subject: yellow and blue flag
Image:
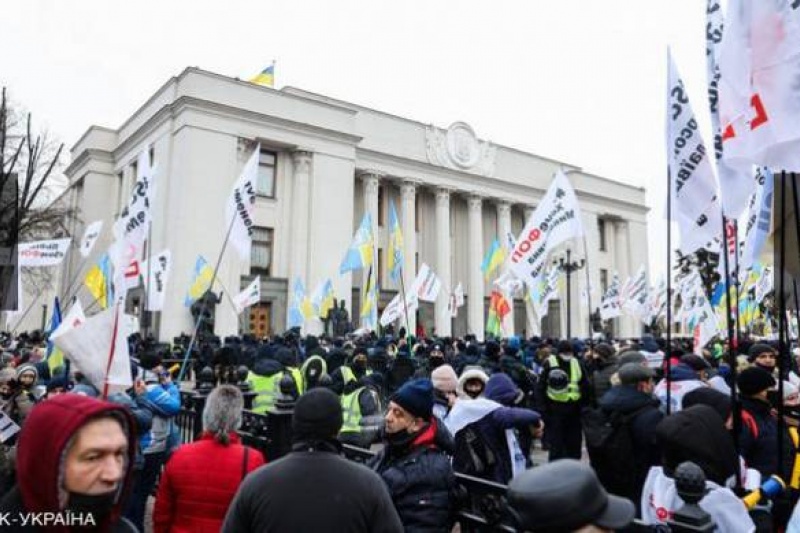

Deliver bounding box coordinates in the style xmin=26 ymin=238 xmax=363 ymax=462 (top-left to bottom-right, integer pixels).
xmin=288 ymin=278 xmax=309 ymax=328
xmin=387 ymin=200 xmax=404 ymax=281
xmin=85 ymin=253 xmax=114 ymax=309
xmin=312 ymin=279 xmax=336 ymax=319
xmin=46 ymin=297 xmax=64 ymax=374
xmin=481 ymin=238 xmax=505 ymax=281
xmin=249 ymin=64 xmax=275 ymax=87
xmin=360 ymin=265 xmax=378 ymax=330
xmin=184 ymin=256 xmax=214 ymax=307
xmin=340 ymin=212 xmax=375 ymax=274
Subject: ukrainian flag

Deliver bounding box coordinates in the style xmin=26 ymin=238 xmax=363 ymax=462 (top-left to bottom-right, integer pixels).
xmin=184 ymin=256 xmax=214 ymax=307
xmin=318 ymin=280 xmax=336 ymax=319
xmin=249 ymin=64 xmax=275 ymax=87
xmin=288 ymin=278 xmax=307 ymax=328
xmin=360 ymin=265 xmax=378 ymax=330
xmin=85 ymin=253 xmax=113 ymax=309
xmin=387 ymin=200 xmax=404 ymax=281
xmin=46 ymin=297 xmax=64 ymax=374
xmin=340 ymin=212 xmax=375 ymax=274
xmin=481 ymin=238 xmax=506 ymax=281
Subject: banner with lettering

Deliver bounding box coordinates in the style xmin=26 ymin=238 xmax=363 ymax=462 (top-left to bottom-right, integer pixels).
xmin=143 ymin=250 xmax=171 ymax=312
xmin=225 ymin=146 xmax=259 ymax=260
xmin=18 ymin=238 xmax=71 ymax=267
xmin=600 ymin=273 xmax=622 ymax=320
xmin=666 ymin=50 xmax=722 ymax=254
xmin=509 ymin=170 xmax=584 ymax=285
xmin=234 ymin=276 xmax=261 ymax=314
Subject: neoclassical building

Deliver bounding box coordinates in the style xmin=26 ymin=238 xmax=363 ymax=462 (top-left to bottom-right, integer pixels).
xmin=51 ymin=67 xmax=649 ymax=342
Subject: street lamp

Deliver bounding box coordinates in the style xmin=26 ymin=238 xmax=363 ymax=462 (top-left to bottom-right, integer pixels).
xmin=555 ymin=249 xmax=585 ymax=338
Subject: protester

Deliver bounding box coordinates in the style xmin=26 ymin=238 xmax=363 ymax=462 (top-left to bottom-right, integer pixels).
xmin=222 ymin=388 xmax=402 ymax=532
xmin=536 ymin=340 xmax=589 ymax=460
xmin=154 ymin=385 xmax=265 ymax=533
xmin=456 ymin=366 xmax=489 ymax=399
xmin=431 ymin=364 xmax=458 ymax=419
xmin=653 ymin=353 xmax=709 ymax=413
xmin=0 ymin=394 xmax=137 ymax=532
xmin=507 ymin=459 xmax=635 ymax=532
xmin=370 ymin=379 xmax=456 ymax=532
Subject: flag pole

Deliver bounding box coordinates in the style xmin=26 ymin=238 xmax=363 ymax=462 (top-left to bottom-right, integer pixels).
xmin=142 ymin=221 xmax=153 ymax=339
xmin=720 ymin=213 xmax=741 ymax=490
xmin=777 ymin=171 xmax=788 ymax=479
xmin=397 ymin=266 xmax=411 ymax=344
xmin=8 ymin=288 xmax=44 ymax=334
xmin=582 ymin=235 xmax=594 ymax=353
xmin=665 ymin=166 xmax=673 ymax=416
xmin=178 ymin=214 xmax=236 ymax=382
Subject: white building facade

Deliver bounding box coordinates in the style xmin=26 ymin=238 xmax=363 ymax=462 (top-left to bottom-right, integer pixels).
xmin=45 ymin=67 xmax=648 ymax=342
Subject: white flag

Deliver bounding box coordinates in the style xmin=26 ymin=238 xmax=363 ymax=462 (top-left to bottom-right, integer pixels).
xmin=144 ymin=250 xmax=171 ymax=312
xmin=600 ymin=273 xmax=622 ymax=320
xmin=622 ymin=265 xmax=649 ymax=323
xmin=54 ymin=300 xmax=86 ymax=335
xmin=79 ymin=220 xmax=103 ymax=258
xmin=706 ymin=0 xmax=756 ymax=218
xmin=51 ymin=304 xmax=133 ymax=397
xmin=509 ymin=170 xmax=584 ymax=284
xmin=448 ymin=283 xmax=465 ymax=318
xmin=739 ymin=168 xmax=773 ymax=276
xmin=111 ymin=151 xmax=157 ymax=297
xmin=666 ymin=51 xmax=722 ymax=254
xmin=18 ymin=238 xmax=71 ymax=267
xmin=225 ymin=146 xmax=259 ymax=260
xmin=755 ymin=266 xmax=774 ymax=304
xmin=412 ymin=263 xmax=442 ymax=303
xmin=380 ymin=290 xmax=418 ymax=327
xmin=0 ymin=411 xmax=20 ymax=443
xmin=718 ymin=0 xmax=800 ymax=173
xmin=234 ymin=276 xmax=261 ymax=314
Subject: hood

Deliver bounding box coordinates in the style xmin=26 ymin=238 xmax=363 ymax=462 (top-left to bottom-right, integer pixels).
xmin=252 ymin=356 xmax=284 ymax=377
xmin=598 ymin=385 xmax=658 ymax=414
xmin=485 ymin=373 xmax=522 ymax=406
xmin=656 ymin=404 xmax=738 ymax=486
xmin=457 ymin=366 xmax=489 ymax=398
xmin=275 ymin=347 xmax=297 ymax=368
xmin=16 ymin=394 xmax=136 ymax=521
xmin=413 ymin=417 xmax=455 ymax=454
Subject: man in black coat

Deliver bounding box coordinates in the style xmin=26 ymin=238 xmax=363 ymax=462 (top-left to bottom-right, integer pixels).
xmin=596 ymin=363 xmax=663 ymax=507
xmin=370 ymin=379 xmax=457 ymax=532
xmin=222 ymin=388 xmax=402 ymax=533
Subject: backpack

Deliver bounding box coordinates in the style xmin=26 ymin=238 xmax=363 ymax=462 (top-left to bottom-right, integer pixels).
xmin=452 ymin=422 xmax=497 ymax=478
xmin=582 ymin=404 xmax=650 ymax=498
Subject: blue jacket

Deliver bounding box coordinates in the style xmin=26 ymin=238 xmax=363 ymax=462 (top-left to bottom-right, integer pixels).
xmin=139 ymin=381 xmax=180 ymax=454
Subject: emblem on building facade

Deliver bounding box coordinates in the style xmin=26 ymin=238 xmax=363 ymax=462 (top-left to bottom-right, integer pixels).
xmin=425 ymin=122 xmax=496 ymax=177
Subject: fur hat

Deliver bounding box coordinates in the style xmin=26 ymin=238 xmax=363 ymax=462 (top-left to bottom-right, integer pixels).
xmin=457 ymin=366 xmax=489 ymax=398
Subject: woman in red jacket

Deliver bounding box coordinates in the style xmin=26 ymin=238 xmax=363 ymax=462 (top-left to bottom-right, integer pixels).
xmin=154 ymin=385 xmax=265 ymax=533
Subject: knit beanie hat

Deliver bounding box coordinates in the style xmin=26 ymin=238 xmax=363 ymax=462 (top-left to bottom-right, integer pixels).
xmin=747 ymin=343 xmax=774 ymax=362
xmin=390 ymin=378 xmax=434 ymax=419
xmin=16 ymin=363 xmax=37 ymax=381
xmin=291 ymin=388 xmax=343 ymax=442
xmin=431 ymin=365 xmax=458 ymax=393
xmin=682 ymin=387 xmax=732 ymax=422
xmin=737 ymin=366 xmax=776 ymax=397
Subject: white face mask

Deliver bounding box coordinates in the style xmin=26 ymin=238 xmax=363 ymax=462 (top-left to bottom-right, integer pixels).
xmin=559 ymin=353 xmax=573 ymax=361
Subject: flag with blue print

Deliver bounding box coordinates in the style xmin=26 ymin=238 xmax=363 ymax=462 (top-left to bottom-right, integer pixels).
xmin=340 ymin=212 xmax=374 ymax=274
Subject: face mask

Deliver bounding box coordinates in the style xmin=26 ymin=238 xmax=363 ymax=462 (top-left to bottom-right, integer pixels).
xmin=559 ymin=353 xmax=573 ymax=361
xmin=429 ymin=357 xmax=444 ymax=369
xmin=353 ymin=360 xmax=366 ymax=372
xmin=67 ymin=490 xmax=117 ymax=523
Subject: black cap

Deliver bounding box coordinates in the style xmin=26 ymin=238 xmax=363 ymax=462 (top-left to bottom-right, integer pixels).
xmin=556 ymin=340 xmax=573 ymax=354
xmin=291 ymin=388 xmax=343 ymax=442
xmin=508 ymin=459 xmax=635 ymax=531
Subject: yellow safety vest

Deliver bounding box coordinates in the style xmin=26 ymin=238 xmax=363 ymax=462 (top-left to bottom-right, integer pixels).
xmin=340 ymin=387 xmax=365 ymax=434
xmin=248 ymin=371 xmax=283 ymax=414
xmin=546 ymin=355 xmax=582 ymax=402
xmin=288 ymin=367 xmax=304 ymax=395
xmin=341 ymin=366 xmax=372 ymax=387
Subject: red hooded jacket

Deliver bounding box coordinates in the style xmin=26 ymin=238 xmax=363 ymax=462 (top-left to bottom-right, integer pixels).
xmin=7 ymin=394 xmax=136 ymax=532
xmin=153 ymin=432 xmax=265 ymax=533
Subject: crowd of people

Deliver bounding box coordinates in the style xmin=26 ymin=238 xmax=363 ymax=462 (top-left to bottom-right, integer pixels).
xmin=1 ymin=327 xmax=800 ymax=532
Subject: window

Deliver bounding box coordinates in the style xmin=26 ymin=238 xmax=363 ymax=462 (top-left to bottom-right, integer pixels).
xmin=600 ymin=269 xmax=609 ymax=294
xmin=598 ymin=219 xmax=607 ymax=251
xmin=148 ymin=145 xmax=155 ymax=167
xmin=251 ymin=227 xmax=274 ymax=276
xmin=378 ymin=186 xmax=385 ymax=227
xmin=257 ymin=150 xmax=277 ymax=197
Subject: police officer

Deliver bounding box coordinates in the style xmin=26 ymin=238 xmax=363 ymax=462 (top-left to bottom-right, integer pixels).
xmin=330 ymin=347 xmax=372 ymax=395
xmin=248 ymin=346 xmax=303 ymax=414
xmin=535 ymin=340 xmax=590 ymax=461
xmin=339 ymin=374 xmax=384 ymax=448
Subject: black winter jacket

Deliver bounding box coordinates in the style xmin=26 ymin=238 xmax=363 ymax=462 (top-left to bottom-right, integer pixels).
xmin=370 ymin=419 xmax=457 ymax=533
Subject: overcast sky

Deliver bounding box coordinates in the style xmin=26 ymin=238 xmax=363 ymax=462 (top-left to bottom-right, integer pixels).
xmin=2 ymin=0 xmax=717 ymax=280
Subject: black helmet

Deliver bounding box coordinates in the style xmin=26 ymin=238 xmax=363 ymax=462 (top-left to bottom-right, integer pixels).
xmin=548 ymin=368 xmax=570 ymax=392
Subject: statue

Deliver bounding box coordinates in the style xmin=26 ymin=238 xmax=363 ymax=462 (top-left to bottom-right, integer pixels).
xmin=190 ymin=290 xmax=222 ymax=336
xmin=332 ymin=299 xmax=351 ymax=337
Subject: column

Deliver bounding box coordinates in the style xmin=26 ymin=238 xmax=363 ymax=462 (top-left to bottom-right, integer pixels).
xmin=362 ymin=173 xmax=380 ymax=330
xmin=615 ymin=220 xmax=632 ymax=337
xmin=290 ymin=151 xmax=312 ymax=285
xmin=496 ymin=200 xmax=514 ymax=336
xmin=435 ymin=188 xmax=452 ymax=336
xmin=523 ymin=206 xmax=541 ymax=337
xmin=468 ymin=195 xmax=484 ymax=341
xmin=400 ymin=180 xmax=417 ymax=335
